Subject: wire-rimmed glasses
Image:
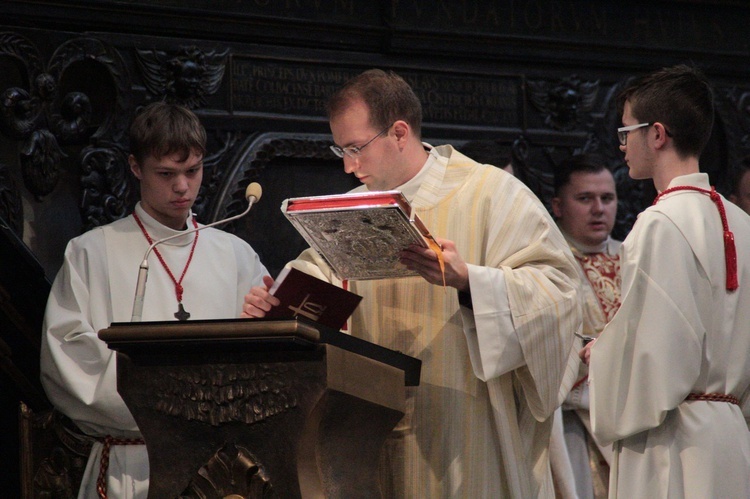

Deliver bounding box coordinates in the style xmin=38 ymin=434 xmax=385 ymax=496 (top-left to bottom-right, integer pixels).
xmin=330 ymin=123 xmax=394 ymax=159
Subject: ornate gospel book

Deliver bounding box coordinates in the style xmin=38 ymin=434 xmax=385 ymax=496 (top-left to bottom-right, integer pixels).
xmin=282 ymin=190 xmax=437 ymax=280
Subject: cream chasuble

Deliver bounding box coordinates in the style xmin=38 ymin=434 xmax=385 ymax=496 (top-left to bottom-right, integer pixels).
xmin=40 ymin=203 xmax=268 ymax=499
xmin=589 ymin=173 xmax=750 ymax=498
xmin=291 ymin=145 xmax=582 ymax=498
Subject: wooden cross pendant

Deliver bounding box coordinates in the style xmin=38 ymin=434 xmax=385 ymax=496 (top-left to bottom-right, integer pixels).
xmin=174 ymin=302 xmax=191 ymax=321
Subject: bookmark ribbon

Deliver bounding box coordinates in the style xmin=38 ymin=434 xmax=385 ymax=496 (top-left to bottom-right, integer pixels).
xmin=408 ymin=209 xmax=445 ymax=288
xmin=425 ymin=236 xmax=446 ymax=288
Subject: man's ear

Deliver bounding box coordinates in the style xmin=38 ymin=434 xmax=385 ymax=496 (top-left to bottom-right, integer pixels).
xmin=392 ymin=120 xmax=409 ymax=144
xmin=652 ymin=122 xmax=670 ymax=149
xmin=551 ymin=197 xmax=562 ymax=218
xmin=128 ymin=154 xmax=142 ymax=180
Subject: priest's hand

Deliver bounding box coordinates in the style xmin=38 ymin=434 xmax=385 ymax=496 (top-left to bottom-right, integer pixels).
xmin=400 ymin=238 xmax=470 ymax=292
xmin=579 ymin=338 xmax=596 ymax=366
xmin=241 ymin=275 xmax=280 ymax=318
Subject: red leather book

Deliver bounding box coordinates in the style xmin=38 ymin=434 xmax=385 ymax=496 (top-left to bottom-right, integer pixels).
xmin=264 ymin=267 xmax=362 ymax=330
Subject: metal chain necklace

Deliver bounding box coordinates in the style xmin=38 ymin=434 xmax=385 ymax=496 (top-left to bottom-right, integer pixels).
xmin=133 ymin=212 xmax=199 ymax=320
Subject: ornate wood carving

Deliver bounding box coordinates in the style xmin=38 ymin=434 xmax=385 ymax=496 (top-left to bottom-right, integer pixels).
xmin=19 ymin=403 xmax=94 ymax=499
xmin=151 ymin=363 xmax=300 ymax=426
xmin=181 ymin=442 xmax=277 ymax=499
xmin=528 ymin=75 xmax=600 ymax=132
xmin=0 ymin=162 xmax=23 ymax=234
xmin=136 ymin=45 xmax=228 ymax=109
xmin=0 ymin=31 xmax=134 ymax=240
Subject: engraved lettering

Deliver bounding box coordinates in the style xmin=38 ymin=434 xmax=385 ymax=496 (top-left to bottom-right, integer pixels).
xmin=550 ymin=1 xmax=563 ymax=33
xmin=462 ymin=0 xmax=478 ymax=24
xmin=392 ymin=0 xmax=423 ymax=18
xmin=438 ymin=0 xmax=451 ymax=20
xmin=589 ymin=5 xmax=606 ymax=35
xmin=204 ymin=0 xmax=730 ymax=53
xmin=633 ymin=10 xmax=650 ymax=41
xmin=231 ymin=58 xmax=520 ymax=126
xmin=524 ymin=0 xmax=543 ymax=31
xmin=486 ymin=3 xmax=501 ymax=27
xmin=334 ymin=0 xmax=354 ymax=14
xmin=710 ymin=19 xmax=723 ymax=43
xmin=381 ymin=0 xmax=740 ymax=52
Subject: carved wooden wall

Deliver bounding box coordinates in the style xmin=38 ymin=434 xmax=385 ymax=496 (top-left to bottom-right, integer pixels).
xmin=2 ymin=0 xmax=750 ymax=277
xmin=2 ymin=0 xmax=750 ymax=496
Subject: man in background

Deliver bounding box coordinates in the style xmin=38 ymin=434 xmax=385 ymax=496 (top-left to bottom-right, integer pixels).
xmin=458 ymin=138 xmax=515 ymax=175
xmin=244 ymin=69 xmax=582 ymax=497
xmin=729 ymin=156 xmax=750 ymax=215
xmin=40 ymin=102 xmax=269 ymax=498
xmin=551 ymin=153 xmax=621 ymax=499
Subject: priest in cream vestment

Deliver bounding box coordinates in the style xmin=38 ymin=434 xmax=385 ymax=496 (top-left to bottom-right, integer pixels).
xmin=245 ymin=69 xmax=582 ymax=498
xmin=285 ymin=145 xmax=582 ymax=497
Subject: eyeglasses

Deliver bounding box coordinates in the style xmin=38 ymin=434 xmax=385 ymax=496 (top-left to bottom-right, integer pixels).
xmin=617 ymin=122 xmax=652 ymax=146
xmin=330 ymin=123 xmax=394 ymax=159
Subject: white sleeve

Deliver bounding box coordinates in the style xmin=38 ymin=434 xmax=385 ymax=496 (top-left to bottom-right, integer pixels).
xmin=460 ymin=263 xmax=524 ymax=381
xmin=39 ymin=233 xmax=140 ymax=436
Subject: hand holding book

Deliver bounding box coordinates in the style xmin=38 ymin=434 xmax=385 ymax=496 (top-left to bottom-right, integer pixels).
xmin=263 ymin=267 xmax=362 ymax=330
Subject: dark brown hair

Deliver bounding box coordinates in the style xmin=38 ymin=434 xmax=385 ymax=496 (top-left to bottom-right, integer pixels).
xmin=129 ymin=101 xmax=207 ymax=165
xmin=326 ymin=69 xmax=423 ymax=139
xmin=732 ymin=155 xmax=750 ymax=196
xmin=554 ymin=153 xmax=612 ymax=196
xmin=617 ymin=64 xmax=714 ymax=158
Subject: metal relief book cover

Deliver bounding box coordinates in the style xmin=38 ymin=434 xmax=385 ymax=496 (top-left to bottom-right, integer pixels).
xmin=265 ymin=267 xmax=362 ymax=330
xmin=282 ymin=190 xmax=434 ymax=280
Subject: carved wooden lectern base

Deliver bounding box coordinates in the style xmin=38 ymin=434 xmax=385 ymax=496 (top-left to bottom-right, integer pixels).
xmin=99 ymin=318 xmax=419 ymax=499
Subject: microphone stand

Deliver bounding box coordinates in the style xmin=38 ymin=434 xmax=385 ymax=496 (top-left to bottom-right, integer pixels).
xmin=130 ymin=184 xmax=261 ymax=322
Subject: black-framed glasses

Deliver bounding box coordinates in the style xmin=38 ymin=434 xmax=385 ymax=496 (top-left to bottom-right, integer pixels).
xmin=330 ymin=123 xmax=394 ymax=159
xmin=617 ymin=122 xmax=652 ymax=146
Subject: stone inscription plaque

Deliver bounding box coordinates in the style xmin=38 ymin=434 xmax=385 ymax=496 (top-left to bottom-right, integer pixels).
xmin=388 ymin=0 xmax=749 ymax=53
xmin=115 ymin=0 xmax=376 ymax=23
xmin=230 ymin=59 xmax=356 ymax=117
xmin=404 ymin=72 xmax=520 ymax=127
xmin=230 ymin=57 xmax=521 ymax=127
xmin=102 ymin=0 xmax=749 ymax=53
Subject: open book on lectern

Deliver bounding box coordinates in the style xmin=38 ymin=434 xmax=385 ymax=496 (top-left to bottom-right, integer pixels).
xmin=281 ymin=190 xmax=438 ymax=281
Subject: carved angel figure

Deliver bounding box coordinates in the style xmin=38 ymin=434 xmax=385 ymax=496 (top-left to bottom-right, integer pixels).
xmin=136 ymin=45 xmax=228 ymax=108
xmin=528 ymin=75 xmax=599 ymax=131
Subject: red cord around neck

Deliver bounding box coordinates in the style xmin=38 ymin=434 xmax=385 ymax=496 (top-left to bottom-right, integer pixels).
xmin=653 ymin=185 xmax=738 ymax=291
xmin=132 ymin=212 xmax=200 ymax=303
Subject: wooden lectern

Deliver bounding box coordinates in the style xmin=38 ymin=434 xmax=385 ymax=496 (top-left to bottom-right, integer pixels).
xmin=98 ymin=318 xmax=420 ymax=499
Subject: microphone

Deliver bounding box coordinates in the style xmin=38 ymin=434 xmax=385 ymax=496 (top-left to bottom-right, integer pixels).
xmin=130 ymin=182 xmax=262 ymax=322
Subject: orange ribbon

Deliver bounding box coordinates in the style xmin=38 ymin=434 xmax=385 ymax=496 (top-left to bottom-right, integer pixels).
xmin=425 ymin=236 xmax=446 ymax=288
